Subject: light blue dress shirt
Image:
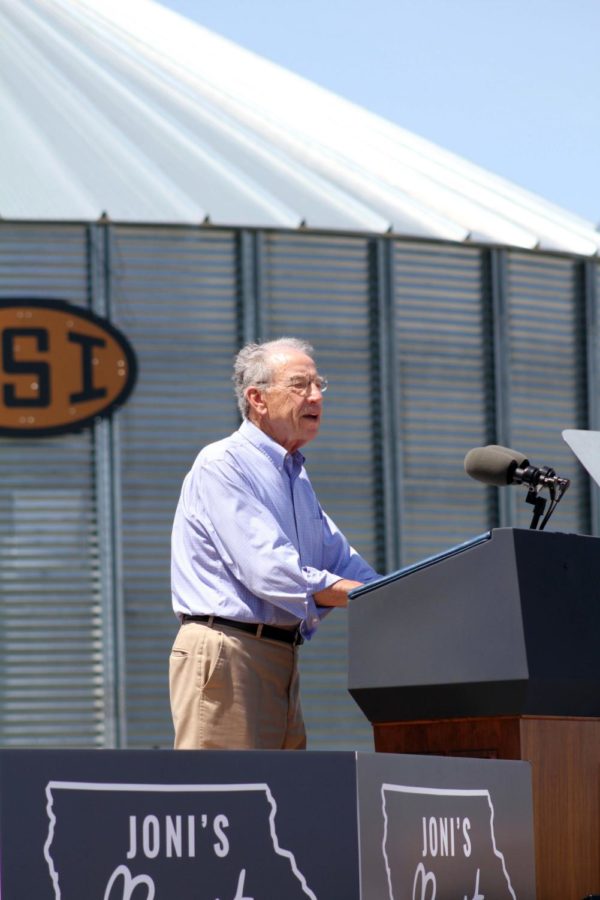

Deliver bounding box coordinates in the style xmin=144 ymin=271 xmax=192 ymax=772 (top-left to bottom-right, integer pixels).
xmin=171 ymin=419 xmax=377 ymax=639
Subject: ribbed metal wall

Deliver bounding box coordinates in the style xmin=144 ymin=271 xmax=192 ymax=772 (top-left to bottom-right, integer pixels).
xmin=392 ymin=242 xmax=494 ymax=565
xmin=110 ymin=226 xmax=240 ymax=748
xmin=0 ymin=224 xmax=105 ymax=747
xmin=503 ymin=252 xmax=588 ymax=532
xmin=0 ymin=222 xmax=598 ymax=751
xmin=261 ymin=231 xmax=378 ymax=750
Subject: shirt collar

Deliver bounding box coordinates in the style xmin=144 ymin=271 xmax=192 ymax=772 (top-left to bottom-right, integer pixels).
xmin=239 ymin=419 xmax=305 ymax=472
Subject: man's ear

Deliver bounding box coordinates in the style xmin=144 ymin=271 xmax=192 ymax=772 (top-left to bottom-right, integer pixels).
xmin=246 ymin=385 xmax=267 ymax=418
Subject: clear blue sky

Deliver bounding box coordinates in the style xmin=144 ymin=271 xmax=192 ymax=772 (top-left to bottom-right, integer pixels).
xmin=159 ymin=0 xmax=600 ymax=224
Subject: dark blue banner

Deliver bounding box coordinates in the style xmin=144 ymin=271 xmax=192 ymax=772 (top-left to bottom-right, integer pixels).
xmin=0 ymin=749 xmax=535 ymax=898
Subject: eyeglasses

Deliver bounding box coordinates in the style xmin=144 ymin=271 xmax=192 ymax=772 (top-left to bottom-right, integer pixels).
xmin=281 ymin=375 xmax=329 ymax=395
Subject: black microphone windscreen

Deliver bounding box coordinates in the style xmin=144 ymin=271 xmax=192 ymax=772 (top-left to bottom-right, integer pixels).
xmin=464 ymin=444 xmax=529 ymax=486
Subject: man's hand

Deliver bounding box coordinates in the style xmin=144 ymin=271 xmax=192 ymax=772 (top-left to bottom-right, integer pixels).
xmin=313 ymin=579 xmax=363 ymax=608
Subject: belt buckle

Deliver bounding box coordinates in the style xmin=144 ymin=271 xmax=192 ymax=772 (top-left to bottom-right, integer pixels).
xmin=293 ymin=630 xmax=304 ymax=646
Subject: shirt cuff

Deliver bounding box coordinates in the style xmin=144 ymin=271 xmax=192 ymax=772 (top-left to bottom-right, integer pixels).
xmin=300 ymin=567 xmax=342 ymax=637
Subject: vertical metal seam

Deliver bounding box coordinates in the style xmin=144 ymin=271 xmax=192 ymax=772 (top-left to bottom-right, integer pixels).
xmin=489 ymin=247 xmax=515 ymax=526
xmin=374 ymin=237 xmax=402 ymax=570
xmin=87 ymin=223 xmax=116 ymax=747
xmin=369 ymin=238 xmax=386 ymax=571
xmin=106 ymin=222 xmax=127 ymax=748
xmin=254 ymin=230 xmax=266 ymax=341
xmin=238 ymin=229 xmax=263 ymax=345
xmin=88 ymin=222 xmax=127 ymax=748
xmin=480 ymin=249 xmax=499 ymax=528
xmin=584 ymin=258 xmax=599 ymax=534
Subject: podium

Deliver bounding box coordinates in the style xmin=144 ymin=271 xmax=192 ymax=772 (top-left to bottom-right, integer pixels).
xmin=348 ymin=528 xmax=600 ymax=900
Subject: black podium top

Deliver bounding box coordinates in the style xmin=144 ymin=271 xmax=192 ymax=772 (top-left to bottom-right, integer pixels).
xmin=348 ymin=528 xmax=600 ymax=722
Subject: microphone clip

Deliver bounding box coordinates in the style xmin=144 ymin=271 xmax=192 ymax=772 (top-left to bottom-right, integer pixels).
xmin=517 ymin=465 xmax=570 ymax=530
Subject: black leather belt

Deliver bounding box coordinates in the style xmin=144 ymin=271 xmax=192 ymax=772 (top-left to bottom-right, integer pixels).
xmin=182 ymin=614 xmax=304 ymax=646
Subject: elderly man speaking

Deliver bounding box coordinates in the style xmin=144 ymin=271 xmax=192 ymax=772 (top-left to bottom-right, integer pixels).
xmin=170 ymin=337 xmax=377 ymax=750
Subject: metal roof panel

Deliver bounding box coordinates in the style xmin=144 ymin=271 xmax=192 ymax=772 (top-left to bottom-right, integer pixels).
xmin=1 ymin=0 xmax=598 ymax=254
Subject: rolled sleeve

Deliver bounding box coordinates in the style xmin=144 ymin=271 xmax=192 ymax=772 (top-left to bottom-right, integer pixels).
xmin=321 ymin=511 xmax=379 ymax=584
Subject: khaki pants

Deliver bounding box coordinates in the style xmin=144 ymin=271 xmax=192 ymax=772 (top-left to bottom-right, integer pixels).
xmin=169 ymin=620 xmax=306 ymax=750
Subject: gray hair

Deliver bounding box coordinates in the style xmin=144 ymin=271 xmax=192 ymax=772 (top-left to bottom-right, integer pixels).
xmin=233 ymin=337 xmax=315 ymax=418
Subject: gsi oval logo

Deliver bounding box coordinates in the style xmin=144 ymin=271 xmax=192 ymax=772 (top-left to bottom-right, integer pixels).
xmin=0 ymin=299 xmax=137 ymax=437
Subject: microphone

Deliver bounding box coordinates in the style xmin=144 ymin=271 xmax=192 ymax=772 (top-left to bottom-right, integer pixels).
xmin=464 ymin=444 xmax=569 ymax=490
xmin=464 ymin=444 xmax=529 ymax=486
xmin=464 ymin=444 xmax=571 ymax=530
